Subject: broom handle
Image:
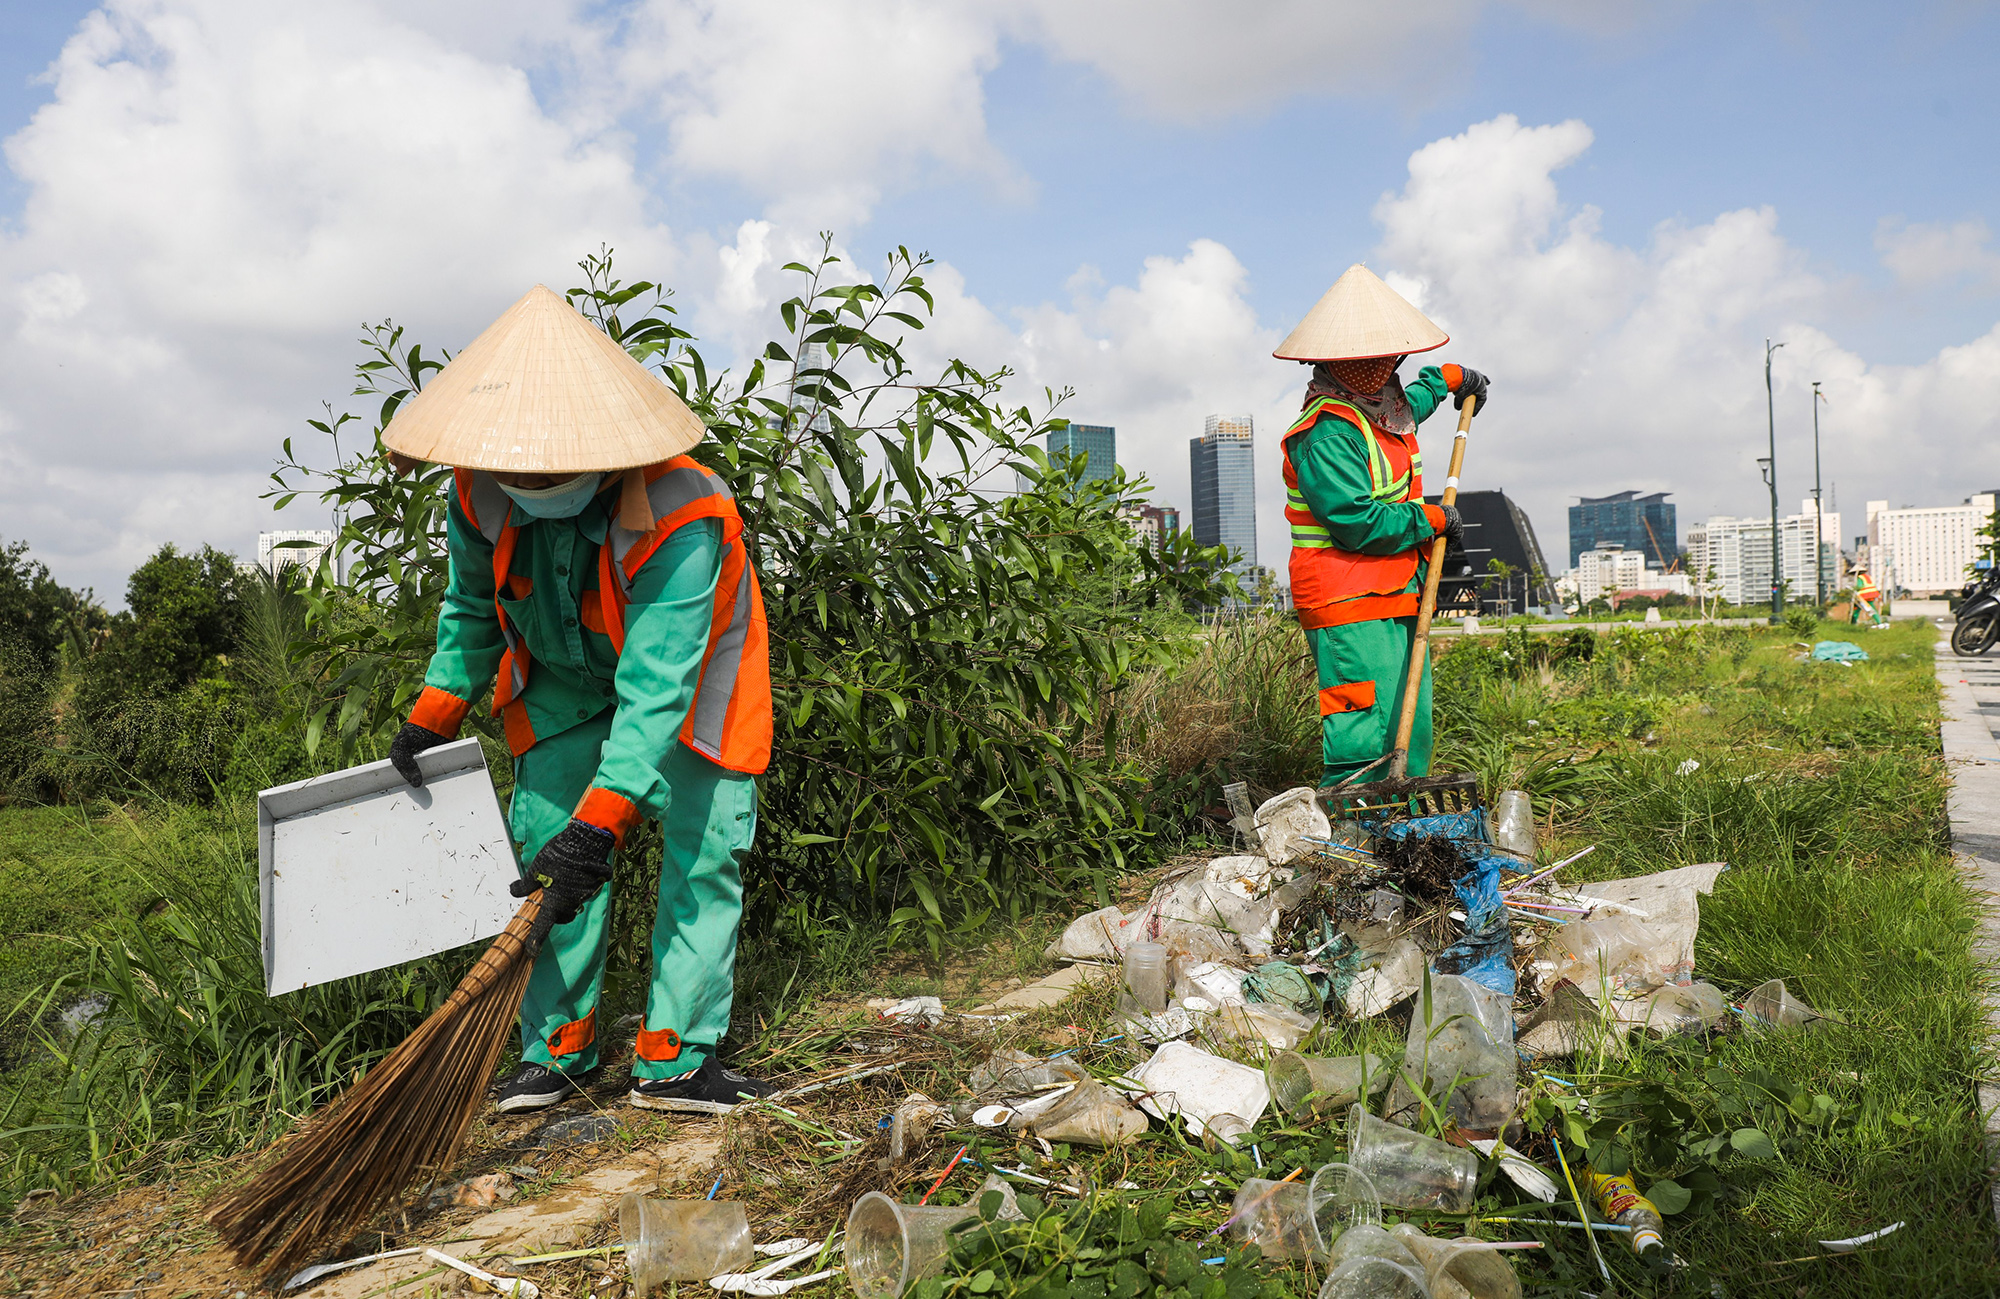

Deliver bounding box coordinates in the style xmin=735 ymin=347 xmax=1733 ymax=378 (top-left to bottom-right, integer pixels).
xmin=441 ymin=894 xmax=544 ymax=1014
xmin=1385 ymin=394 xmax=1478 ymax=781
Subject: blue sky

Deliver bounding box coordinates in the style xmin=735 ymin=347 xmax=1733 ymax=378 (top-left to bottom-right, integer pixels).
xmin=2 ymin=1 xmax=1997 ymax=595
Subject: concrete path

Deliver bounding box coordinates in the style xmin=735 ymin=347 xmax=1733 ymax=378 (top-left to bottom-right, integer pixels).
xmin=1935 ymin=640 xmax=2000 ymax=1227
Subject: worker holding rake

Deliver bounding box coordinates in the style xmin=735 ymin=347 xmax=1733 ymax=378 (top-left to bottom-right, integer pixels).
xmin=1275 ymin=265 xmax=1488 ymax=788
xmin=377 ymin=286 xmax=775 ymax=1116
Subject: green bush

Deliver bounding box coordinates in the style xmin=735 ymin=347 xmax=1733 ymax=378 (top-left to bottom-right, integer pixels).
xmin=268 ymin=247 xmax=1231 ymax=949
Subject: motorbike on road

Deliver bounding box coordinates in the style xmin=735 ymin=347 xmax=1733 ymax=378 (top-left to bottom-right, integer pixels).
xmin=1953 ymin=559 xmax=2000 ymax=656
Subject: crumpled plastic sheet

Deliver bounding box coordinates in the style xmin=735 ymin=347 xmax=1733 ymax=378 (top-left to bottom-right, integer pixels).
xmin=1371 ymin=812 xmax=1517 ymax=996
xmin=1240 ymin=960 xmax=1320 ymax=1015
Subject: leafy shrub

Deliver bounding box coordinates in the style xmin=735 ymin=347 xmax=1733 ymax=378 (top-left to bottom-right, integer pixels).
xmin=269 ymin=247 xmax=1231 ymax=947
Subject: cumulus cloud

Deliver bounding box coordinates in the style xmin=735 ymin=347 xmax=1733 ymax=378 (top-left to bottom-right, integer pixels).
xmin=1876 ymin=217 xmax=2000 ymax=290
xmin=1369 ymin=115 xmax=1998 ymax=555
xmin=0 ymin=0 xmax=673 ymax=593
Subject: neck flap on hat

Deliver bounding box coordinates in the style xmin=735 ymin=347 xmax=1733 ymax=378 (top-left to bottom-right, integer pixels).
xmin=1304 ymin=362 xmax=1415 ymax=438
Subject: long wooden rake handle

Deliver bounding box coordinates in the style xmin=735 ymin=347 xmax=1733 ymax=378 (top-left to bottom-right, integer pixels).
xmin=1381 ymin=393 xmax=1479 ymax=782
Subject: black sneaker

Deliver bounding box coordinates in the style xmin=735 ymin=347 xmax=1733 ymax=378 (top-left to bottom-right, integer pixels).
xmin=494 ymin=1063 xmax=586 ymax=1114
xmin=627 ymin=1057 xmax=774 ymax=1114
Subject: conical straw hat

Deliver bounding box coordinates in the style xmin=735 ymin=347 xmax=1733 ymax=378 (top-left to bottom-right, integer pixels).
xmin=381 ymin=285 xmax=706 ymax=472
xmin=1272 ymin=264 xmax=1448 ymax=362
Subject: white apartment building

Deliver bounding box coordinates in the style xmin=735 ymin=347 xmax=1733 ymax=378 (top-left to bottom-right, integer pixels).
xmin=1865 ymin=494 xmax=1997 ymax=595
xmin=1688 ymin=504 xmax=1840 ymax=607
xmin=1571 ymin=545 xmax=1646 ymax=606
xmin=258 ymin=529 xmax=339 ymax=579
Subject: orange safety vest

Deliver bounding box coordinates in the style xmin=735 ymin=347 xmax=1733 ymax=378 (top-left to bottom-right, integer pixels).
xmin=1853 ymin=571 xmax=1880 ymax=601
xmin=454 ymin=458 xmax=773 ymax=773
xmin=1282 ymin=395 xmax=1428 ymax=630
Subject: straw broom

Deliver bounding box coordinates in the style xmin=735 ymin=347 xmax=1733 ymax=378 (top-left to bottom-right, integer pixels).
xmin=209 ymin=894 xmax=548 ymax=1279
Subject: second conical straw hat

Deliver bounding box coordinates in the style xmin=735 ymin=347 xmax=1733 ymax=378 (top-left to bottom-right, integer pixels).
xmin=382 ymin=285 xmax=707 ymax=472
xmin=1272 ymin=264 xmax=1448 ymax=362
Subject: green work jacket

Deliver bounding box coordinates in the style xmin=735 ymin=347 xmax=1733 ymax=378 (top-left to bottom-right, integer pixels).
xmin=421 ymin=486 xmax=723 ymax=825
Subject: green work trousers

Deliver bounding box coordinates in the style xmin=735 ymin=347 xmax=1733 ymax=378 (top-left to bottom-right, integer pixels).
xmin=509 ymin=710 xmax=758 ymax=1080
xmin=1309 ymin=615 xmax=1433 ymax=787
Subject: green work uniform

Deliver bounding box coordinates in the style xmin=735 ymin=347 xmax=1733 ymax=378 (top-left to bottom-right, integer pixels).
xmin=423 ymin=486 xmax=754 ymax=1080
xmin=1291 ymin=365 xmax=1452 ymax=786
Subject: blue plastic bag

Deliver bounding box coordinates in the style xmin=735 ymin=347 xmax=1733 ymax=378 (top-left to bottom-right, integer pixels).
xmin=1372 ymin=811 xmax=1517 ymax=995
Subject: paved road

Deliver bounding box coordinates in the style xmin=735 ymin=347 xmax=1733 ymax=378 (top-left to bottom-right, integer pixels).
xmin=1935 ymin=640 xmax=2000 ymax=1226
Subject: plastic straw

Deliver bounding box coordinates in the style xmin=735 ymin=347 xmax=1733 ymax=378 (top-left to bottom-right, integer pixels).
xmin=707 ymin=1173 xmax=725 ymax=1200
xmin=1549 ymin=1135 xmax=1611 ymax=1282
xmin=1501 ymin=1218 xmax=1633 ymax=1234
xmin=1503 ymin=845 xmax=1596 ymax=896
xmin=1506 ymin=899 xmax=1590 ymax=914
xmin=918 ymin=1146 xmax=968 ymax=1206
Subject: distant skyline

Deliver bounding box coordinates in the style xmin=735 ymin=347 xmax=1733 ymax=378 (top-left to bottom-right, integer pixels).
xmin=2 ymin=3 xmax=1998 ymax=598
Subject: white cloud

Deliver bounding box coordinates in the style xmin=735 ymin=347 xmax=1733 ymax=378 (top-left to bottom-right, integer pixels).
xmin=0 ymin=0 xmax=673 ymax=595
xmin=1876 ymin=217 xmax=2000 ymax=290
xmin=1367 ymin=114 xmax=1999 ymax=559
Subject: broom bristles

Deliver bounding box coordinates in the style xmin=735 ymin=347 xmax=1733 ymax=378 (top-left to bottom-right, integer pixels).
xmin=209 ymin=895 xmax=545 ymax=1279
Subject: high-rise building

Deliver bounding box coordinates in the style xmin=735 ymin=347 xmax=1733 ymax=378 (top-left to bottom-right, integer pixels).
xmin=1865 ymin=493 xmax=1998 ymax=595
xmin=1568 ymin=491 xmax=1676 ymax=568
xmin=1119 ymin=503 xmax=1181 ymax=550
xmin=1048 ymin=423 xmax=1117 ymax=483
xmin=258 ymin=529 xmax=338 ymax=580
xmin=1425 ymin=488 xmax=1559 ymax=614
xmin=1571 ymin=545 xmax=1647 ymax=607
xmin=791 ymin=341 xmax=833 ymax=433
xmin=1686 ymin=507 xmax=1839 ymax=606
xmin=1190 ymin=415 xmax=1257 ymax=575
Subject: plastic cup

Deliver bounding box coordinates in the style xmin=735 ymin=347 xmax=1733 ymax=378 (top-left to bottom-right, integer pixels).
xmin=1202 ymin=1112 xmax=1253 ymax=1149
xmin=1317 ymin=1255 xmax=1432 ymax=1299
xmin=1489 ymin=790 xmax=1536 ymax=859
xmin=1390 ymin=1224 xmax=1523 ymax=1299
xmin=1119 ymin=941 xmax=1172 ymax=1014
xmin=1346 ymin=1105 xmax=1480 ymax=1214
xmin=845 ymin=1192 xmax=984 ymax=1298
xmin=1743 ymin=978 xmax=1823 ymax=1030
xmin=1269 ymin=1052 xmax=1388 ymax=1117
xmin=1307 ymin=1162 xmax=1382 ymax=1246
xmin=1225 ymin=1178 xmax=1321 ymax=1261
xmin=618 ymin=1194 xmax=754 ymax=1296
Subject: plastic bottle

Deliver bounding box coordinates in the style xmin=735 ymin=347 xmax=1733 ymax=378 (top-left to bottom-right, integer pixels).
xmin=1587 ymin=1169 xmax=1667 ymax=1263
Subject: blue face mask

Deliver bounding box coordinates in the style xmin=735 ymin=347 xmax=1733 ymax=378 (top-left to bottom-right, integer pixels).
xmin=500 ymin=473 xmax=604 ymax=520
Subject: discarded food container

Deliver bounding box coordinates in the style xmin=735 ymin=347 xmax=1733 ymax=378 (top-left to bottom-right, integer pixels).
xmin=1347 ymin=1105 xmax=1480 ymax=1214
xmin=1202 ymin=1112 xmax=1252 ymax=1149
xmin=1025 ymin=1079 xmax=1149 ymax=1147
xmin=1389 ymin=1224 xmax=1523 ymax=1299
xmin=845 ymin=1192 xmax=983 ymax=1298
xmin=1542 ymin=915 xmax=1659 ymax=997
xmin=1741 ymin=978 xmax=1824 ymax=1031
xmin=1489 ymin=790 xmax=1536 ymax=859
xmin=1269 ymin=1052 xmax=1389 ymax=1118
xmin=1307 ymin=1162 xmax=1382 ymax=1245
xmin=1317 ymin=1254 xmax=1431 ymax=1299
xmin=619 ymin=1194 xmax=754 ymax=1295
xmin=1226 ymin=1177 xmax=1322 ymax=1261
xmin=1119 ymin=941 xmax=1172 ymax=1015
xmin=1124 ymin=1039 xmax=1270 ymax=1139
xmin=1217 ymin=1000 xmax=1318 ymax=1050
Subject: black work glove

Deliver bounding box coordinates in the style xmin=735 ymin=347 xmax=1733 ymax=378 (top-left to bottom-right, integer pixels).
xmin=1439 ymin=503 xmax=1466 ymax=549
xmin=1451 ymin=367 xmax=1489 ymax=411
xmin=514 ymin=820 xmax=616 ymax=941
xmin=388 ymin=722 xmax=452 ymax=788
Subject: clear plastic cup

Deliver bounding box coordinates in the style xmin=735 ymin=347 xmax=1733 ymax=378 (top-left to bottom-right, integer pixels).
xmin=1202 ymin=1112 xmax=1253 ymax=1149
xmin=1119 ymin=941 xmax=1171 ymax=1014
xmin=1489 ymin=789 xmax=1536 ymax=859
xmin=1225 ymin=1178 xmax=1320 ymax=1260
xmin=1317 ymin=1254 xmax=1432 ymax=1299
xmin=1025 ymin=1078 xmax=1149 ymax=1147
xmin=1347 ymin=1105 xmax=1480 ymax=1214
xmin=1326 ymin=1222 xmax=1423 ymax=1271
xmin=844 ymin=1192 xmax=983 ymax=1298
xmin=1390 ymin=1224 xmax=1524 ymax=1299
xmin=1268 ymin=1052 xmax=1389 ymax=1117
xmin=1307 ymin=1162 xmax=1382 ymax=1247
xmin=618 ymin=1194 xmax=754 ymax=1296
xmin=1742 ymin=978 xmax=1823 ymax=1030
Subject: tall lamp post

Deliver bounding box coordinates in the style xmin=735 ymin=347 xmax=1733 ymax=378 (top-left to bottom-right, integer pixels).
xmin=1811 ymin=381 xmax=1827 ymax=609
xmin=1764 ymin=339 xmax=1786 ymax=624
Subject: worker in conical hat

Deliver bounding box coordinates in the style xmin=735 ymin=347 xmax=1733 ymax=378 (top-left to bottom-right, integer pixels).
xmin=1273 ymin=265 xmax=1489 ymax=786
xmin=381 ymin=285 xmax=776 ymax=1115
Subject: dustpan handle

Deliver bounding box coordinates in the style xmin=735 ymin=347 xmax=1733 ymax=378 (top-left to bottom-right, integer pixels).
xmin=1384 ymin=395 xmax=1478 ymax=778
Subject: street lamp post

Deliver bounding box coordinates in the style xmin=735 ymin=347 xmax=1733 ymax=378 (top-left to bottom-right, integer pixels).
xmin=1764 ymin=339 xmax=1786 ymax=624
xmin=1811 ymin=381 xmax=1826 ymax=609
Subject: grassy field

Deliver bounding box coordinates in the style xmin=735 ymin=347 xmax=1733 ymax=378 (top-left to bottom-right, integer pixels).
xmin=0 ymin=617 xmax=1991 ymax=1298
